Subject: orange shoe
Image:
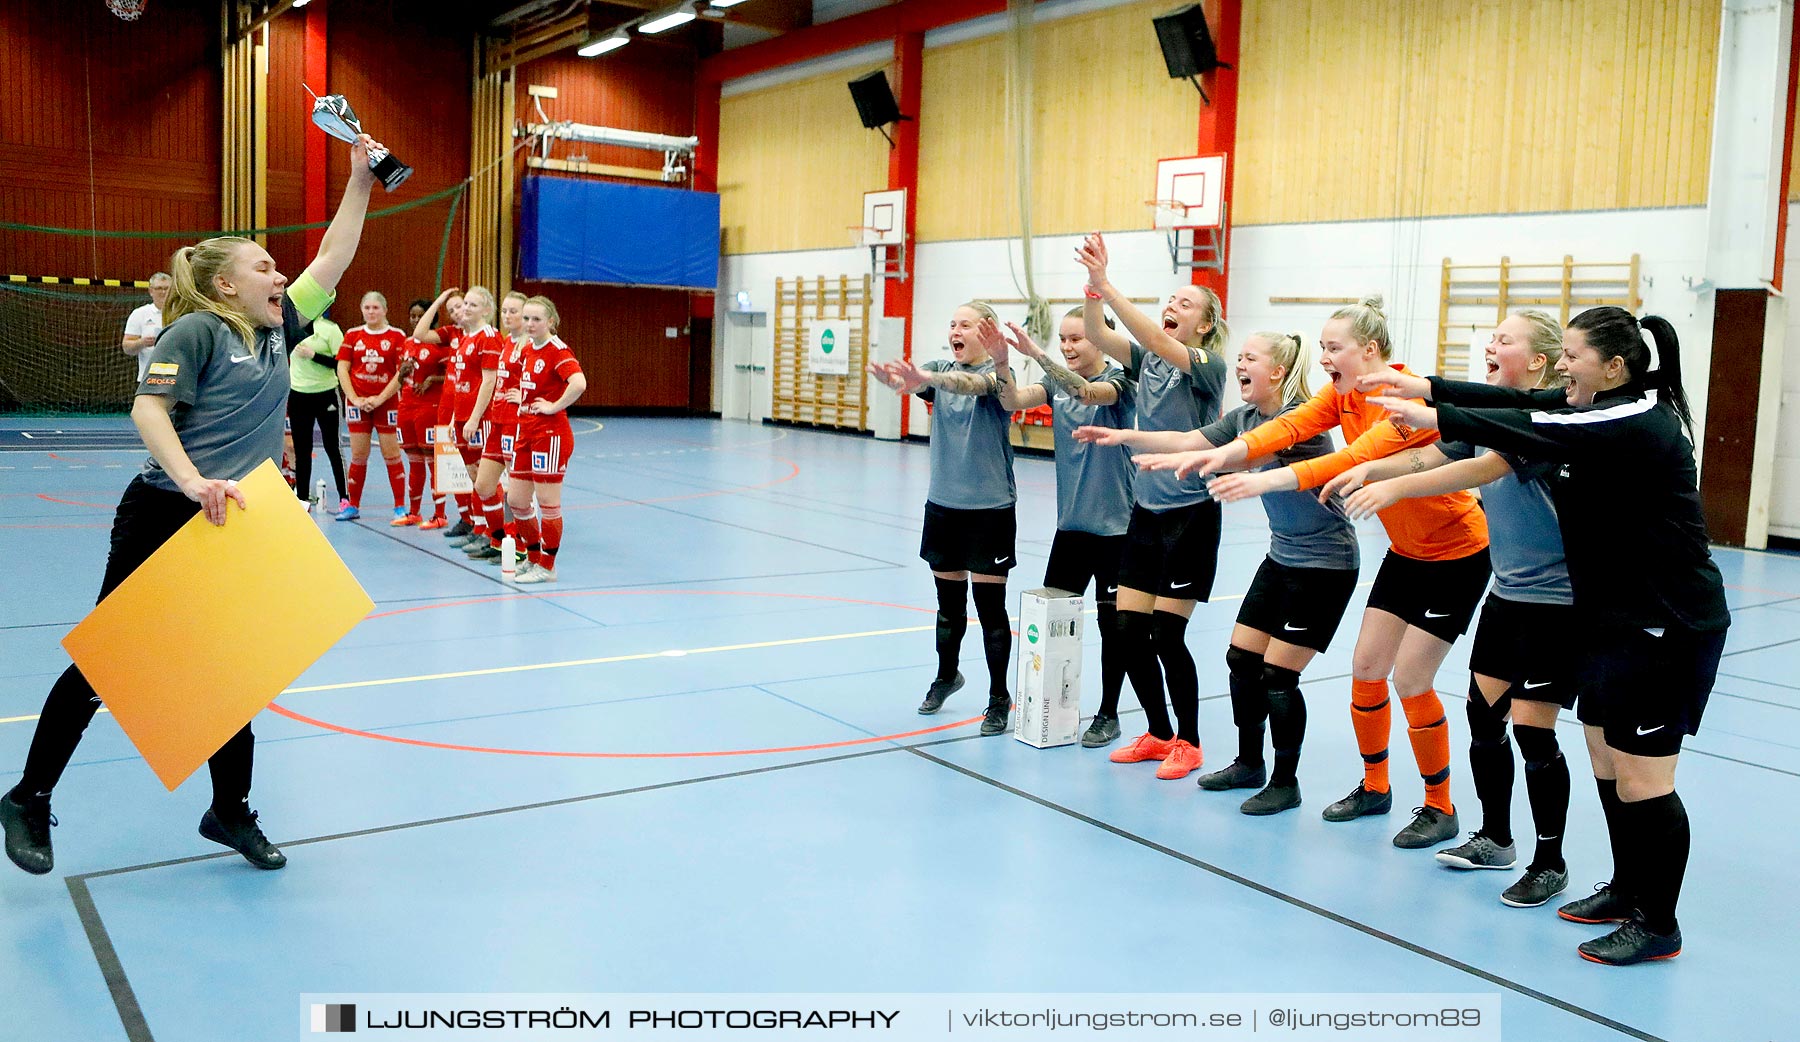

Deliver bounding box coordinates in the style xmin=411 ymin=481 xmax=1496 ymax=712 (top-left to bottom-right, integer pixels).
xmin=390 ymin=512 xmax=419 ymax=527
xmin=1154 ymin=740 xmax=1204 ymax=780
xmin=418 ymin=516 xmax=448 ymax=531
xmin=1109 ymin=733 xmax=1177 ymax=764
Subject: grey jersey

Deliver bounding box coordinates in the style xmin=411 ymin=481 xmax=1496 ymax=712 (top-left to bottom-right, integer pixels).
xmin=917 ymin=359 xmax=1016 ymax=510
xmin=135 ymin=299 xmax=312 ymax=492
xmin=1203 ymin=402 xmax=1360 ymax=571
xmin=1041 ymin=364 xmax=1133 ymax=536
xmin=1439 ymin=441 xmax=1573 ymax=604
xmin=1127 ymin=341 xmax=1228 ymax=511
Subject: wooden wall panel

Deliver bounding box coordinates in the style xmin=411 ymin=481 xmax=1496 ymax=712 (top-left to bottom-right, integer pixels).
xmin=917 ymin=0 xmax=1197 ymax=243
xmin=718 ymin=62 xmax=893 ymax=255
xmin=323 ymin=0 xmax=472 ymax=309
xmin=264 ymin=15 xmax=309 ymax=278
xmin=0 ymin=0 xmax=219 ymax=280
xmin=512 ymin=282 xmax=694 ymax=409
xmin=1235 ymin=0 xmax=1719 ymax=225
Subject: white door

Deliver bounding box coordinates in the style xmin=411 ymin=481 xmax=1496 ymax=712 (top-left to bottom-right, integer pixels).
xmin=722 ymin=310 xmax=769 ymax=422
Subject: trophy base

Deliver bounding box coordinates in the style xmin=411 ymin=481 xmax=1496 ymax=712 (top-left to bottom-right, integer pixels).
xmin=372 ymin=154 xmax=413 ymax=192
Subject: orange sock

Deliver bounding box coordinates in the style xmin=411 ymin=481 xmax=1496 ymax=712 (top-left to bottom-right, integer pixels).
xmin=1350 ymin=678 xmax=1391 ymax=794
xmin=1402 ymin=689 xmax=1454 ymax=813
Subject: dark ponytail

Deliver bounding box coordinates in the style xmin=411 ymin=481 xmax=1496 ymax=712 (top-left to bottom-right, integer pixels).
xmin=1567 ymin=306 xmax=1694 ymax=436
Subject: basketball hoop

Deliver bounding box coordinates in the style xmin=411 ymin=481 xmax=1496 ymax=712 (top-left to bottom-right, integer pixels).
xmin=105 ymin=0 xmax=148 ymax=20
xmin=848 ymin=225 xmax=882 ymax=248
xmin=1145 ymin=198 xmax=1190 ymax=230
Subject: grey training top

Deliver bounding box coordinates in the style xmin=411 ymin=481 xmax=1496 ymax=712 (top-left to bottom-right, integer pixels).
xmin=1127 ymin=341 xmax=1228 ymax=511
xmin=1438 ymin=440 xmax=1574 ymax=605
xmin=135 ymin=297 xmax=315 ymax=492
xmin=1203 ymin=402 xmax=1360 ymax=571
xmin=917 ymin=359 xmax=1016 ymax=510
xmin=1041 ymin=364 xmax=1134 ymax=536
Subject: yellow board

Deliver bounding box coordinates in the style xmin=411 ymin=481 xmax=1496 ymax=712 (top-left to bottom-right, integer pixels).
xmin=61 ymin=460 xmax=374 ymax=791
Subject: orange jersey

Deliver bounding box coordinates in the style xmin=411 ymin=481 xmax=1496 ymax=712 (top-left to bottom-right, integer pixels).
xmin=1236 ymin=363 xmax=1488 ymax=562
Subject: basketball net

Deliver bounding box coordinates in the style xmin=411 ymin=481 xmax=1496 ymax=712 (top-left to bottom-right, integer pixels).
xmin=106 ymin=0 xmax=147 ymax=20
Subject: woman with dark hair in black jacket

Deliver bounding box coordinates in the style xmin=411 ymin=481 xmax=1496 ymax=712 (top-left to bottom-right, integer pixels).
xmin=1361 ymin=307 xmax=1727 ymax=967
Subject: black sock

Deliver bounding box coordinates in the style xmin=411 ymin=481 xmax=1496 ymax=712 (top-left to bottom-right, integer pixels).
xmin=971 ymin=581 xmax=1011 ymax=702
xmin=1117 ymin=610 xmax=1171 ymax=739
xmin=1095 ymin=599 xmax=1124 ymax=719
xmin=1596 ymin=777 xmax=1633 ymax=900
xmin=1152 ymin=610 xmax=1198 ymax=746
xmin=1617 ymin=790 xmax=1688 ymax=934
xmin=1465 ymin=685 xmax=1514 ymax=846
xmin=1513 ymin=723 xmax=1569 ymax=871
xmin=1225 ymin=645 xmax=1267 ymax=766
xmin=1263 ymin=663 xmax=1306 ymax=786
xmin=932 ymin=576 xmax=968 ymax=683
xmin=207 ymin=724 xmax=256 ymax=819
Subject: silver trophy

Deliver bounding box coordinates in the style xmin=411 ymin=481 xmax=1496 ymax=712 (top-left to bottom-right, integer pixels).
xmin=307 ymin=87 xmax=413 ymax=191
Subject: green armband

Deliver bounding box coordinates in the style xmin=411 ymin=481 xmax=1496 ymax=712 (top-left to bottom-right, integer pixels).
xmin=287 ymin=271 xmax=336 ymax=323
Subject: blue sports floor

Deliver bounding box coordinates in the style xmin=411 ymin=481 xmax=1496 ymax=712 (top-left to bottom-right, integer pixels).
xmin=2 ymin=415 xmax=1797 ymax=1042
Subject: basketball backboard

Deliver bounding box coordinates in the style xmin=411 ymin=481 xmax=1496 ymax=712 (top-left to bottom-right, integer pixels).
xmin=861 ymin=189 xmax=907 ymax=246
xmin=1151 ymin=154 xmax=1226 ymax=231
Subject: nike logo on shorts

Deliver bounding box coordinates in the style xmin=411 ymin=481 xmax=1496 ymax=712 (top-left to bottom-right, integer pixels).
xmin=1171 ymin=582 xmax=1192 ymax=590
xmin=1538 ymin=834 xmax=1558 ymax=842
xmin=1424 ymin=610 xmax=1450 ymax=619
xmin=1635 ymin=724 xmax=1665 ymax=736
xmin=993 ymin=556 xmax=1008 ymax=564
xmin=1283 ymin=623 xmax=1307 ymax=631
xmin=228 ymin=354 xmax=253 ymax=364
xmin=1522 ymin=680 xmax=1551 ymax=690
xmin=1106 ymin=586 xmax=1118 ymax=593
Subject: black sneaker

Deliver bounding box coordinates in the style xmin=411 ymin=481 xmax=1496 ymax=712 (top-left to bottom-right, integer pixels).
xmin=1578 ymin=917 xmax=1681 ymax=965
xmin=1501 ymin=865 xmax=1570 ymax=908
xmin=442 ymin=520 xmax=473 ymax=539
xmin=465 ymin=544 xmax=502 ymax=561
xmin=0 ymin=791 xmax=55 ymax=875
xmin=1322 ymin=783 xmax=1392 ymax=822
xmin=1435 ymin=831 xmax=1517 ymax=869
xmin=1080 ymin=714 xmax=1121 ymax=748
xmin=1394 ymin=806 xmax=1459 ymax=849
xmin=199 ymin=808 xmax=287 ymax=870
xmin=1196 ymin=759 xmax=1267 ymax=791
xmin=1558 ymin=881 xmax=1638 ymax=925
xmin=979 ymin=696 xmax=1010 ymax=736
xmin=917 ymin=672 xmax=964 ymax=715
xmin=1240 ymin=783 xmax=1301 ymax=816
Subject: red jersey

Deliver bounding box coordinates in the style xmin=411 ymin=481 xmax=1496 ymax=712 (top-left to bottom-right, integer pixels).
xmin=453 ymin=326 xmax=499 ymax=422
xmin=517 ymin=335 xmax=582 ymax=426
xmin=399 ymin=337 xmax=449 ymax=410
xmin=433 ymin=323 xmax=463 ymax=424
xmin=340 ymin=325 xmax=404 ymax=399
xmin=489 ymin=334 xmax=528 ymax=427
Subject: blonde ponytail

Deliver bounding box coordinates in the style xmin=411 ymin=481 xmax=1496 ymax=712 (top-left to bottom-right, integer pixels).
xmin=1330 ymin=293 xmax=1392 ymax=360
xmin=164 ymin=236 xmax=259 ymax=350
xmin=1255 ymin=330 xmax=1312 ymax=404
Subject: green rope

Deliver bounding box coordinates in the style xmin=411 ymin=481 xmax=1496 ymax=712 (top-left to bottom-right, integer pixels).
xmin=0 ymin=180 xmax=467 ymax=239
xmin=434 ymin=186 xmax=466 ymax=296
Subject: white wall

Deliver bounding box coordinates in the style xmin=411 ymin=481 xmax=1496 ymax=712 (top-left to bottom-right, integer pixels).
xmin=719 ymin=206 xmax=1718 ymax=442
xmin=1774 ymin=200 xmax=1800 ymax=540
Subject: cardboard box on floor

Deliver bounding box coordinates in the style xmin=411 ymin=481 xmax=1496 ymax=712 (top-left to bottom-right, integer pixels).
xmin=62 ymin=459 xmax=374 ymax=790
xmin=1013 ymin=588 xmax=1084 ymax=749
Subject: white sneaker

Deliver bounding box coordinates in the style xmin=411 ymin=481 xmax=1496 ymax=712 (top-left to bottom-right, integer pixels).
xmin=514 ymin=563 xmax=557 ymax=584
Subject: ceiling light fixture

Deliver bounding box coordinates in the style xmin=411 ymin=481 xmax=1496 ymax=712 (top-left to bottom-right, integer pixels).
xmin=577 ymin=28 xmax=631 ymax=57
xmin=641 ymin=2 xmax=697 ymax=34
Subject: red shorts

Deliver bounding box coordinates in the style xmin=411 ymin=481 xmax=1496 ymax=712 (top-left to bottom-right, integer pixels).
xmin=481 ymin=419 xmax=517 ymax=464
xmin=510 ymin=420 xmax=573 ymax=484
xmin=398 ymin=407 xmax=435 ymax=451
xmin=449 ymin=417 xmax=482 ymax=467
xmin=346 ymin=401 xmax=400 ymax=436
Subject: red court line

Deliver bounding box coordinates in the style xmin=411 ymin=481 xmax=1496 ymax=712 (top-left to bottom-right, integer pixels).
xmin=278 ymin=588 xmax=994 ymax=758
xmin=0 ymin=523 xmax=110 ymax=529
xmin=566 ymin=456 xmax=801 ymax=512
xmin=34 ymin=494 xmax=114 ymax=509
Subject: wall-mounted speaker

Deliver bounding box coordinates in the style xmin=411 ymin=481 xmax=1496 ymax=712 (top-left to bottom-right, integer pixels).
xmin=848 ymin=70 xmax=903 ymax=129
xmin=1152 ymin=4 xmax=1224 ymax=80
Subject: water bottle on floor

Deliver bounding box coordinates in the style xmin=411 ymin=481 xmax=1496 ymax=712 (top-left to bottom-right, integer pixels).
xmin=500 ymin=534 xmax=517 ymax=578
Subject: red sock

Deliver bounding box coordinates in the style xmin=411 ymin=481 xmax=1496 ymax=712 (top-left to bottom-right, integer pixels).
xmin=405 ymin=455 xmax=426 ymax=515
xmin=514 ymin=509 xmax=541 ymax=561
xmin=430 ymin=492 xmax=447 ymax=521
xmin=347 ymin=460 xmax=367 ymax=508
xmin=539 ymin=505 xmax=562 ymax=568
xmin=482 ymin=494 xmax=505 ymax=539
xmin=453 ymin=492 xmax=473 ymax=523
xmin=385 ymin=457 xmax=405 ymax=507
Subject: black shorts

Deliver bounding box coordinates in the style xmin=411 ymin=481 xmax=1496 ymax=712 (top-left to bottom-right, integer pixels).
xmin=1235 ymin=556 xmax=1360 ymax=654
xmin=1468 ymin=593 xmax=1580 ymax=708
xmin=1576 ymin=624 xmax=1726 ymax=757
xmin=919 ymin=501 xmax=1016 ymax=575
xmin=1117 ymin=500 xmax=1222 ymax=601
xmin=1042 ymin=529 xmax=1125 ymax=603
xmin=1364 ymin=548 xmax=1491 ymax=642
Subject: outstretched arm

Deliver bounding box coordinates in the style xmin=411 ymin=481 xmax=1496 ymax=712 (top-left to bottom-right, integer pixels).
xmin=299 ymin=135 xmax=379 ymax=301
xmin=1342 ymin=451 xmax=1512 ymax=519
